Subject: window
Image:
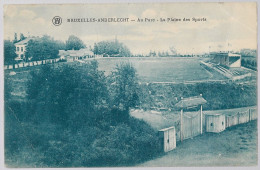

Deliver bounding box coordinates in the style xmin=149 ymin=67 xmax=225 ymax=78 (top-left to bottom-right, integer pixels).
xmin=210 ymin=123 xmax=213 ymax=126
xmin=222 ymin=122 xmax=224 ymax=126
xmin=17 ymin=47 xmax=19 ymax=51
xmin=21 ymin=47 xmax=23 ymax=52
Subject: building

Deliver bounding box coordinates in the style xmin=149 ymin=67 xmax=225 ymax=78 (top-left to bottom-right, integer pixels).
xmin=158 ymin=126 xmax=176 ymax=152
xmin=14 ymin=37 xmax=34 ymax=62
xmin=205 ymin=113 xmax=225 ymax=133
xmin=58 ymin=49 xmax=95 ymax=62
xmin=210 ymin=52 xmax=241 ymax=68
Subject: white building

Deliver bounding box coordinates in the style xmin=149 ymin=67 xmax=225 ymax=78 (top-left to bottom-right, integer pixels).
xmin=14 ymin=38 xmax=33 ymax=62
xmin=58 ymin=49 xmax=95 ymax=62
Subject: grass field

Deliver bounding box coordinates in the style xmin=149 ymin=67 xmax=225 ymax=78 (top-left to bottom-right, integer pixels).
xmin=95 ymin=57 xmax=227 ymax=82
xmin=139 ymin=120 xmax=258 ymax=166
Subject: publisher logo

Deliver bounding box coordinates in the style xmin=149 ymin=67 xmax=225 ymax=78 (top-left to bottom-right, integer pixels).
xmin=52 ymin=16 xmax=62 ymax=26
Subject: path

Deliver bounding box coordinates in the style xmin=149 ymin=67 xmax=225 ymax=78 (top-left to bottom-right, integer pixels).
xmin=138 ymin=120 xmax=257 ymax=166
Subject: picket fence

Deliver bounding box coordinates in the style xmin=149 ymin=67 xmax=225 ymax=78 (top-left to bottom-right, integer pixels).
xmin=4 ymin=58 xmax=61 ymax=70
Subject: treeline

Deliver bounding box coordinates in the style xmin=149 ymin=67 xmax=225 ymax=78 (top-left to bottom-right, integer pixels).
xmin=4 ymin=34 xmax=133 ymax=65
xmin=5 ymin=61 xmax=160 ymax=167
xmin=241 ymin=57 xmax=257 ymax=71
xmin=25 ymin=35 xmax=66 ymax=61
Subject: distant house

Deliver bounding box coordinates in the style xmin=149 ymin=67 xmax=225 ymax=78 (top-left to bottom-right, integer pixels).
xmin=14 ymin=37 xmax=34 ymax=62
xmin=58 ymin=49 xmax=95 ymax=62
xmin=210 ymin=52 xmax=241 ymax=68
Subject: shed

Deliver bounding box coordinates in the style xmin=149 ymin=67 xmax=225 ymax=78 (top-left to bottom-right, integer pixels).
xmin=205 ymin=113 xmax=225 ymax=133
xmin=158 ymin=126 xmax=176 ymax=152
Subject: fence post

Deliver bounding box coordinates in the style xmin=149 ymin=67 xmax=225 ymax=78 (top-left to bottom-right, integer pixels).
xmin=180 ymin=108 xmax=183 ymax=142
xmin=238 ymin=112 xmax=240 ymax=124
xmin=191 ymin=118 xmax=193 ymax=136
xmin=200 ymin=104 xmax=203 ymax=134
xmin=249 ymin=109 xmax=251 ymax=121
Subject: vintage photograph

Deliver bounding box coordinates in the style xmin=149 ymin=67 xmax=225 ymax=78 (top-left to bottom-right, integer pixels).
xmin=3 ymin=2 xmax=258 ymax=167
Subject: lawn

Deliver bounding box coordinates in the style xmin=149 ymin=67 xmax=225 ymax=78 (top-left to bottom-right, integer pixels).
xmin=95 ymin=57 xmax=227 ymax=82
xmin=139 ymin=120 xmax=258 ymax=166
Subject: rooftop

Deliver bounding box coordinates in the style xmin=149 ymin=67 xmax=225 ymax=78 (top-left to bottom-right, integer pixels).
xmin=59 ymin=49 xmax=94 ymax=57
xmin=175 ymin=95 xmax=207 ymax=109
xmin=210 ymin=52 xmax=241 ymax=57
xmin=14 ymin=37 xmax=34 ymax=45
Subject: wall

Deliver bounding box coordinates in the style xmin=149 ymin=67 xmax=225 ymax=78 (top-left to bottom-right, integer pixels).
xmin=238 ymin=111 xmax=250 ymax=124
xmin=226 ymin=114 xmax=239 ymax=128
xmin=229 ymin=58 xmax=241 ymax=67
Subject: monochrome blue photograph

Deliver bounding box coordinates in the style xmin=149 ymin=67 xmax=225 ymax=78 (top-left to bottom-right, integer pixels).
xmin=3 ymin=2 xmax=258 ymax=167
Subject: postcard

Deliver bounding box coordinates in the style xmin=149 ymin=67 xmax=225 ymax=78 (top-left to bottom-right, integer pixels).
xmin=2 ymin=1 xmax=258 ymax=168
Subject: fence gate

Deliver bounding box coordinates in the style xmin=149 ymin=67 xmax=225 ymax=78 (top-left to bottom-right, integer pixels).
xmin=182 ymin=111 xmax=201 ymax=140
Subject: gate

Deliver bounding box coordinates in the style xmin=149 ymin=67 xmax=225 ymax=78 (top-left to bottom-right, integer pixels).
xmin=182 ymin=111 xmax=201 ymax=140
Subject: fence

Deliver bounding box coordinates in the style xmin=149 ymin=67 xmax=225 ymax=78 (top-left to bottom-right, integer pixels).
xmin=250 ymin=108 xmax=257 ymax=120
xmin=175 ymin=108 xmax=257 ymax=142
xmin=4 ymin=58 xmax=61 ymax=70
xmin=225 ymin=108 xmax=257 ymax=128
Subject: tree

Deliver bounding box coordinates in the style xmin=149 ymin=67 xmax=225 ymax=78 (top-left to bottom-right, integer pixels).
xmin=26 ymin=61 xmax=108 ymax=125
xmin=4 ymin=40 xmax=17 ymax=65
xmin=13 ymin=33 xmax=18 ymax=43
xmin=66 ymin=35 xmax=86 ymax=50
xmin=20 ymin=33 xmax=26 ymax=41
xmin=25 ymin=35 xmax=65 ymax=61
xmin=108 ymin=62 xmax=139 ymax=112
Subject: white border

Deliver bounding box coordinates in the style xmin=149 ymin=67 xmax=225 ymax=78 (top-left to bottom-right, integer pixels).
xmin=0 ymin=0 xmax=259 ymax=170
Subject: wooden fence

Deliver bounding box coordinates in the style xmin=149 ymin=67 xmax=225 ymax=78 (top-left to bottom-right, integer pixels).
xmin=4 ymin=58 xmax=61 ymax=70
xmin=176 ymin=108 xmax=257 ymax=142
xmin=226 ymin=108 xmax=257 ymax=128
xmin=175 ymin=111 xmax=202 ymax=141
xmin=182 ymin=111 xmax=201 ymax=140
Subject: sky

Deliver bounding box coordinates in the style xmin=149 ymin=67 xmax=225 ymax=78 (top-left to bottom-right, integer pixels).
xmin=3 ymin=2 xmax=257 ymax=55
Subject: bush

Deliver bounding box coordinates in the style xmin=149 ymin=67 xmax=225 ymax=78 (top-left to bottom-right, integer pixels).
xmin=139 ymin=82 xmax=257 ymax=111
xmin=5 ymin=61 xmax=161 ymax=167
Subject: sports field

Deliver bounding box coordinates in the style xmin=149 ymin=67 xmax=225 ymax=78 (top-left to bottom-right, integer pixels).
xmin=95 ymin=57 xmax=227 ymax=82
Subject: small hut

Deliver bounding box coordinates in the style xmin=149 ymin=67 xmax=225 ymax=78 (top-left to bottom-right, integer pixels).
xmin=158 ymin=126 xmax=176 ymax=152
xmin=205 ymin=113 xmax=225 ymax=133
